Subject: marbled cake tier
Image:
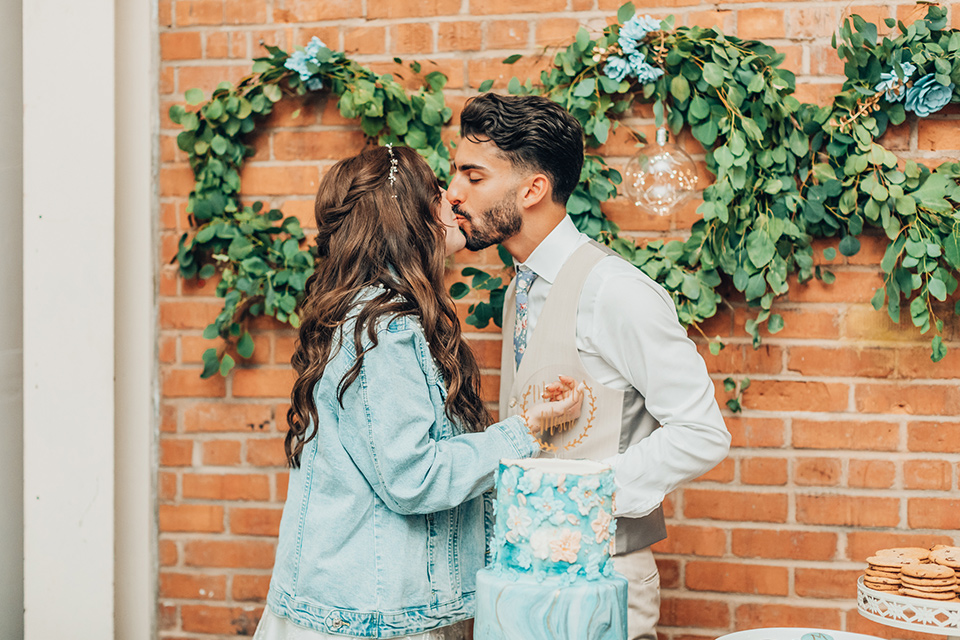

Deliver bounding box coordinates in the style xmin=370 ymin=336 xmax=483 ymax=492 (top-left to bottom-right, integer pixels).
xmin=492 ymin=458 xmax=618 ymax=581
xmin=474 ymin=567 xmax=628 ymax=640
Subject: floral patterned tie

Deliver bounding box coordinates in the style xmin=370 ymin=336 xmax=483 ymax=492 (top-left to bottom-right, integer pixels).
xmin=513 ymin=266 xmax=537 ymax=370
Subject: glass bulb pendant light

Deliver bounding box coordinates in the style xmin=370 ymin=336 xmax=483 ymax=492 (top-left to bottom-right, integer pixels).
xmin=623 ymin=127 xmax=699 ymax=216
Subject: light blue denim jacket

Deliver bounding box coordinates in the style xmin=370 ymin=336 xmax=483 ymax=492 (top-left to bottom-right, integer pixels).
xmin=266 ymin=307 xmax=538 ymax=638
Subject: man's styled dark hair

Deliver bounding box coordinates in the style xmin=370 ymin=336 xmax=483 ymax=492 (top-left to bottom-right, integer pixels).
xmin=459 ymin=93 xmax=585 ymax=205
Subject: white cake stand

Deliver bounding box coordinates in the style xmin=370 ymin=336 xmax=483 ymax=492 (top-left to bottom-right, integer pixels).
xmin=857 ymin=576 xmax=960 ymax=639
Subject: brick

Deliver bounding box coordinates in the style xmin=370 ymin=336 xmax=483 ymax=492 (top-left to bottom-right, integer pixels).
xmin=159 ymin=335 xmax=177 ymax=364
xmin=240 ymin=165 xmax=320 ymax=196
xmin=657 ymin=558 xmax=680 ymax=589
xmin=787 ymin=271 xmax=884 ymax=303
xmin=158 ymin=603 xmax=177 ymax=630
xmin=898 ymin=346 xmax=960 ymax=379
xmin=437 ymin=21 xmax=481 ymax=52
xmin=184 ymin=402 xmax=272 ymax=432
xmin=175 ymin=0 xmax=223 ymax=26
xmin=159 ymin=0 xmax=173 ymax=26
xmin=232 ymin=368 xmax=297 ymax=398
xmin=735 ymin=307 xmax=840 ymax=340
xmin=161 ymin=32 xmax=203 ymax=61
xmin=789 ymin=6 xmax=838 ymax=38
xmin=848 ymin=459 xmax=896 ymax=489
xmin=651 ymin=525 xmax=726 ymax=557
xmin=273 ymin=0 xmax=359 ymax=20
xmin=856 ymin=383 xmax=960 ymax=415
xmin=391 ymin=23 xmax=434 ymax=55
xmin=796 ymin=494 xmax=899 ymax=527
xmin=159 ymin=300 xmax=221 ymax=329
xmin=366 ymin=0 xmax=459 ymax=19
xmin=224 ymin=0 xmax=266 ymax=24
xmin=847 ymin=531 xmax=955 ymax=561
xmin=684 ymin=489 xmax=787 ymax=523
xmin=878 ymin=121 xmax=911 ymax=151
xmin=230 ymin=507 xmax=283 ymax=536
xmin=735 ymin=603 xmax=841 ymax=630
xmin=158 ymin=165 xmax=196 ymax=197
xmin=234 ymin=574 xmax=272 ymax=601
xmin=178 ymin=65 xmax=248 ymax=94
xmin=261 ymin=95 xmax=317 ymax=128
xmin=686 ymin=561 xmax=788 ymax=595
xmin=918 ymin=118 xmax=960 ymax=151
xmin=161 ymin=402 xmax=178 ymax=433
xmin=694 ymin=457 xmax=734 ymax=483
xmin=659 ymin=598 xmax=730 ymax=629
xmin=688 ymin=10 xmax=734 ymax=33
xmin=746 ymin=380 xmax=849 ymax=413
xmin=740 ymin=457 xmax=787 ymax=486
xmin=534 ymin=18 xmax=579 ymax=47
xmin=276 ymin=471 xmax=290 ymax=501
xmin=159 ymin=572 xmax=227 ymax=599
xmin=184 ymin=539 xmax=276 ymax=569
xmin=272 ymin=130 xmax=367 ymax=162
xmin=159 ymin=472 xmax=177 ymax=500
xmin=699 ymin=344 xmax=783 ymax=375
xmin=204 ymin=31 xmax=230 ymax=59
xmin=473 ymin=0 xmax=564 ymax=14
xmin=465 ymin=337 xmax=501 ymax=369
xmin=247 ymin=437 xmax=287 ymax=466
xmin=466 ymin=56 xmax=552 ymax=92
xmin=202 ymin=439 xmax=242 ymax=465
xmin=908 ymin=498 xmax=960 ymax=529
xmin=181 ymin=604 xmax=262 ymax=635
xmin=344 ymin=26 xmax=387 ymax=55
xmin=738 ymin=8 xmax=786 ymax=39
xmin=908 ymin=421 xmax=960 ymax=452
xmin=792 ymin=419 xmax=899 ymax=451
xmin=159 ymin=504 xmax=225 ymax=533
xmin=159 ymin=539 xmax=179 ymax=566
xmin=487 ymin=20 xmax=529 ymax=49
xmin=795 ymin=568 xmax=862 ymax=599
xmin=794 ymin=457 xmax=841 ymax=486
xmin=162 ymin=368 xmax=227 ymax=398
xmin=787 ymin=346 xmax=895 ymax=378
xmin=160 ymin=439 xmax=194 ymax=467
xmin=904 ymin=459 xmax=952 ymax=490
xmin=726 ymin=417 xmax=784 ymax=448
xmin=732 ymin=529 xmax=837 ymax=561
xmin=843 ymin=304 xmax=931 ymax=342
xmin=183 ymin=473 xmax=271 ymax=501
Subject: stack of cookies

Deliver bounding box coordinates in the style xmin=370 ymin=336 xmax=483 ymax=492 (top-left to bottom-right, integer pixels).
xmin=899 ymin=563 xmax=958 ymax=601
xmin=862 ymin=545 xmax=960 ymax=602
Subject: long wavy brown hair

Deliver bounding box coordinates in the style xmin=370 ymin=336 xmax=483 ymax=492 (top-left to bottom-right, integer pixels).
xmin=285 ymin=145 xmax=492 ymax=467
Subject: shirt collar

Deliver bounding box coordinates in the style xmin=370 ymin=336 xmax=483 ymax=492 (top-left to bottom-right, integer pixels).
xmin=515 ymin=215 xmax=583 ymax=285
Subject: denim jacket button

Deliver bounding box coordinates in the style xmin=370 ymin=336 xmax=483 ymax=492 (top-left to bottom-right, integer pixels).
xmin=509 ymin=396 xmax=517 ymax=408
xmin=325 ymin=612 xmax=345 ymax=630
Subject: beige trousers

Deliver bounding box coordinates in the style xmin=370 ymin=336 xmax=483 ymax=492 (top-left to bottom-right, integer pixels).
xmin=612 ymin=547 xmax=660 ymax=640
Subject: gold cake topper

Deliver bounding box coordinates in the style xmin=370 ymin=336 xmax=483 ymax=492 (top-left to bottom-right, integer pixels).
xmin=520 ymin=382 xmax=597 ymax=453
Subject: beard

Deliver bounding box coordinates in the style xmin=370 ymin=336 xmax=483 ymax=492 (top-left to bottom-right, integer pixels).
xmin=453 ymin=195 xmax=523 ymax=252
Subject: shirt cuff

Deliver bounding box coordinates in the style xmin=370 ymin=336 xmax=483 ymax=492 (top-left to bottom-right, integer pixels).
xmin=603 ymin=452 xmax=663 ymax=518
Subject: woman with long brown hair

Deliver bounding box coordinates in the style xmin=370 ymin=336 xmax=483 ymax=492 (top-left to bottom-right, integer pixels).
xmin=254 ymin=145 xmax=578 ymax=640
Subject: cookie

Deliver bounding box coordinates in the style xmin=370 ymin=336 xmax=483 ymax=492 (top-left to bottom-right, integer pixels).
xmin=901 ymin=575 xmax=957 ymax=588
xmin=866 ymin=555 xmax=915 ymax=569
xmin=899 ymin=587 xmax=959 ymax=600
xmin=864 ymin=582 xmax=900 ymax=592
xmin=864 ymin=575 xmax=900 ymax=585
xmin=902 ymin=563 xmax=955 ymax=580
xmin=865 ymin=568 xmax=901 ymax=579
xmin=877 ymin=547 xmax=931 ymax=562
xmin=930 ymin=547 xmax=960 ymax=569
xmin=902 ymin=584 xmax=957 ymax=593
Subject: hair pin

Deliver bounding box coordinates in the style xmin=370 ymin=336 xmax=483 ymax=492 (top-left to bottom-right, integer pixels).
xmin=386 ymin=143 xmax=399 ymax=198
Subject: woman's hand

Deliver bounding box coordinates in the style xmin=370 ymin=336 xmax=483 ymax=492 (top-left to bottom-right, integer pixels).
xmin=525 ymin=376 xmax=585 ymax=434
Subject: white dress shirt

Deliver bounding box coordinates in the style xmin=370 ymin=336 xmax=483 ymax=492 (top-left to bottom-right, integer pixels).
xmin=514 ymin=216 xmax=730 ymax=518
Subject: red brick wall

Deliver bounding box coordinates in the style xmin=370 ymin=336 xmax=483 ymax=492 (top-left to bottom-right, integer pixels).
xmin=158 ymin=1 xmax=960 ymax=638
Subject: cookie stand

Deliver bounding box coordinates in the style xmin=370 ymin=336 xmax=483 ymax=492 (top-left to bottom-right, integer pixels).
xmin=857 ymin=577 xmax=960 ymax=639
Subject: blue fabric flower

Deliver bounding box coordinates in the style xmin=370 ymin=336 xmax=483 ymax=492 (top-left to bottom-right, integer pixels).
xmin=628 ymin=51 xmax=664 ymax=84
xmin=905 ymin=73 xmax=955 ymax=117
xmin=305 ymin=36 xmax=327 ymax=58
xmin=284 ymin=37 xmax=328 ymax=91
xmin=618 ymin=15 xmax=662 ymax=54
xmin=284 ymin=50 xmax=311 ymax=78
xmin=305 ymin=77 xmax=324 ymax=91
xmin=875 ymin=61 xmax=917 ymax=102
xmin=603 ymin=56 xmax=630 ymax=83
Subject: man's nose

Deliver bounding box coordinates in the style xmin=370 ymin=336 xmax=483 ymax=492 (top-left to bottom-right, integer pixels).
xmin=446 ymin=175 xmax=463 ymax=205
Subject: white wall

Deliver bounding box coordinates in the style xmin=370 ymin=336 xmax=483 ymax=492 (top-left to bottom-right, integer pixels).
xmin=0 ymin=0 xmax=24 ymax=635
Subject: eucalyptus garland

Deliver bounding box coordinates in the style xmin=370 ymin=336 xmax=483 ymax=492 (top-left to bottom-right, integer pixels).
xmin=172 ymin=3 xmax=960 ymax=379
xmin=169 ymin=38 xmax=452 ymax=376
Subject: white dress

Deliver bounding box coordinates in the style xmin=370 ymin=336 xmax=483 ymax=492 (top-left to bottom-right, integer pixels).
xmin=253 ymin=607 xmax=471 ymax=640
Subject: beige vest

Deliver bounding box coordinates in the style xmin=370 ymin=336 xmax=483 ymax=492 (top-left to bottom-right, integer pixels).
xmin=498 ymin=241 xmax=666 ymax=554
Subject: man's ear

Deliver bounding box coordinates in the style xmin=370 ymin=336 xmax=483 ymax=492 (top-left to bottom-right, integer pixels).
xmin=518 ymin=173 xmax=551 ymax=210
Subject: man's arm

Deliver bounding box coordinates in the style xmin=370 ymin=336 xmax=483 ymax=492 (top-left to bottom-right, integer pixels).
xmin=589 ymin=264 xmax=731 ymax=518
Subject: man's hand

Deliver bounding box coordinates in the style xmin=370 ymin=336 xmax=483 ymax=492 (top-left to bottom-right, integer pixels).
xmin=525 ymin=376 xmax=586 ymax=434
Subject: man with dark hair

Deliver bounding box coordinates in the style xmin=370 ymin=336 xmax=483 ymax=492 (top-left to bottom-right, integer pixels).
xmin=447 ymin=92 xmax=730 ymax=640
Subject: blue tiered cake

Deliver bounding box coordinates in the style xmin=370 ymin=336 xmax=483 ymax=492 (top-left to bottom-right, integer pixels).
xmin=475 ymin=458 xmax=627 ymax=640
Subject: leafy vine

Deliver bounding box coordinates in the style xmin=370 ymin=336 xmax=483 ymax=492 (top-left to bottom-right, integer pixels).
xmin=170 ymin=3 xmax=960 ymax=379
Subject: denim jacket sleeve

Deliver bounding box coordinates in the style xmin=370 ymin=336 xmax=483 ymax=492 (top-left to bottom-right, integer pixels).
xmin=337 ymin=320 xmax=539 ymax=516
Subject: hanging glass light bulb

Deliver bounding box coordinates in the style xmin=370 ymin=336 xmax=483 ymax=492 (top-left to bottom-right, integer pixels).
xmin=623 ymin=127 xmax=699 ymax=215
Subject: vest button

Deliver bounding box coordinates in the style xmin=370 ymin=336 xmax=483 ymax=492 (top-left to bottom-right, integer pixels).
xmin=509 ymin=397 xmax=517 ymax=408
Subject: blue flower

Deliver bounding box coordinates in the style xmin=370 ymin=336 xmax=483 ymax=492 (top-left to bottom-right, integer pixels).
xmin=618 ymin=15 xmax=662 ymax=54
xmin=905 ymin=73 xmax=955 ymax=117
xmin=603 ymin=56 xmax=630 ymax=83
xmin=530 ymin=488 xmax=567 ymax=525
xmin=628 ymin=51 xmax=664 ymax=84
xmin=875 ymin=61 xmax=917 ymax=102
xmin=284 ymin=50 xmax=311 ymax=78
xmin=305 ymin=36 xmax=327 ymax=58
xmin=305 ymin=77 xmax=324 ymax=91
